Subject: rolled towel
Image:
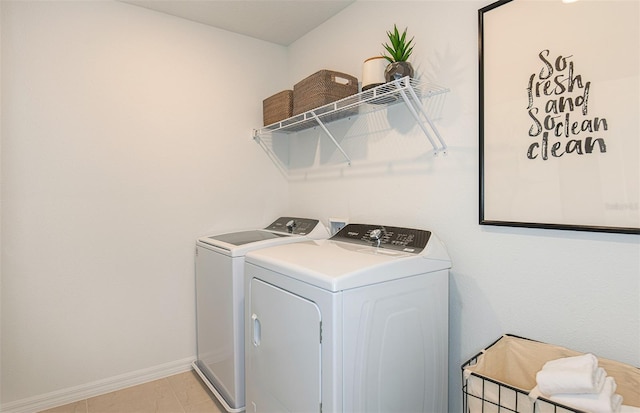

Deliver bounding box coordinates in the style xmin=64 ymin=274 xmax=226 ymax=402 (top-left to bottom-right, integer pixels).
xmin=537 ymin=354 xmax=606 ymax=395
xmin=550 ymin=378 xmax=622 ymax=413
xmin=544 ymin=353 xmax=599 ymax=370
xmin=551 ymin=394 xmax=622 ymax=413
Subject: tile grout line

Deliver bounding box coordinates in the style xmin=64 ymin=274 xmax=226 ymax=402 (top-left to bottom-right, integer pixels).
xmin=164 ymin=376 xmax=188 ymax=413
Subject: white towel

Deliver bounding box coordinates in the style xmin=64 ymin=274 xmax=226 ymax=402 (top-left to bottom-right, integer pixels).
xmin=550 ymin=377 xmax=622 ymax=413
xmin=536 ymin=354 xmax=606 ymax=395
xmin=544 ymin=353 xmax=599 ymax=371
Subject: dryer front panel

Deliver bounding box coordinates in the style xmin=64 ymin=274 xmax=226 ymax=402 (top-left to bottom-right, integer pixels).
xmin=342 ymin=270 xmax=449 ymax=413
xmin=247 ymin=278 xmax=322 ymax=413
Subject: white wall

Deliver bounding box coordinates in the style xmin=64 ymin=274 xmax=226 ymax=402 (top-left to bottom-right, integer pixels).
xmin=0 ymin=0 xmax=289 ymax=408
xmin=284 ymin=2 xmax=639 ymax=413
xmin=0 ymin=1 xmax=4 ymax=407
xmin=2 ymin=1 xmax=639 ymax=412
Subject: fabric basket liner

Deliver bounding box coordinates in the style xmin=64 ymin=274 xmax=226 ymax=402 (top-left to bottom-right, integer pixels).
xmin=462 ymin=335 xmax=640 ymax=413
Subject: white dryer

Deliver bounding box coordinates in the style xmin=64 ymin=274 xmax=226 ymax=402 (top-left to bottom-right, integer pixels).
xmin=193 ymin=217 xmax=329 ymax=412
xmin=244 ymin=223 xmax=451 ymax=413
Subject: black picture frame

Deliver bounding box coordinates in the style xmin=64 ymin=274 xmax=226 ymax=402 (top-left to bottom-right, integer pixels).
xmin=478 ymin=0 xmax=639 ymax=234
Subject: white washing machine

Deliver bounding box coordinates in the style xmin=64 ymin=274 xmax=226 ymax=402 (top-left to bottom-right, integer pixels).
xmin=193 ymin=217 xmax=329 ymax=412
xmin=244 ymin=223 xmax=451 ymax=413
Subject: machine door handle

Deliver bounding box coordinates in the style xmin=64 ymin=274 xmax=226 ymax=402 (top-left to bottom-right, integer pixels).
xmin=251 ymin=313 xmax=261 ymax=347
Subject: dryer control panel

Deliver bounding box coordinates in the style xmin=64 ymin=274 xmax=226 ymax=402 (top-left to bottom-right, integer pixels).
xmin=331 ymin=224 xmax=432 ymax=253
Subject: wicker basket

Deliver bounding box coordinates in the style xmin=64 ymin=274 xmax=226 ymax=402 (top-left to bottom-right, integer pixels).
xmin=293 ymin=70 xmax=358 ymax=115
xmin=263 ymin=90 xmax=293 ymax=126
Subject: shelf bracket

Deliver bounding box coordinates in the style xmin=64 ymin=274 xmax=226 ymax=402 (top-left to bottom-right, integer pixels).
xmin=395 ymin=80 xmax=448 ymax=155
xmin=252 ymin=129 xmax=289 ymax=176
xmin=309 ymin=111 xmax=352 ymax=165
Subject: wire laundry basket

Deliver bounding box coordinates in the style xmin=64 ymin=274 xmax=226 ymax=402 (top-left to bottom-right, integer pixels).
xmin=461 ymin=334 xmax=640 ymax=413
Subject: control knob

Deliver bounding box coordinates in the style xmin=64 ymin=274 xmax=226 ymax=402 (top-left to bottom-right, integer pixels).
xmin=369 ymin=228 xmax=384 ymax=246
xmin=369 ymin=228 xmax=383 ymax=240
xmin=286 ymin=219 xmax=297 ymax=233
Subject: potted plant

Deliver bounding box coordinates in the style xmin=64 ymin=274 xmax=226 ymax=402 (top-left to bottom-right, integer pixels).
xmin=382 ymin=24 xmax=415 ymax=82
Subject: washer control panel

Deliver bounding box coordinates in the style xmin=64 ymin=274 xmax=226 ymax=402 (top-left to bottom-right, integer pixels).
xmin=265 ymin=217 xmax=320 ymax=235
xmin=332 ymin=224 xmax=432 ymax=253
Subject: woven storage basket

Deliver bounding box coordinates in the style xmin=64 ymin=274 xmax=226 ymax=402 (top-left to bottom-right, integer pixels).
xmin=263 ymin=90 xmax=293 ymax=126
xmin=293 ymin=70 xmax=358 ymax=115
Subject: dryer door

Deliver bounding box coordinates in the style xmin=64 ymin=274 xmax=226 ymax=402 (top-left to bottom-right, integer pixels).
xmin=247 ymin=278 xmax=322 ymax=413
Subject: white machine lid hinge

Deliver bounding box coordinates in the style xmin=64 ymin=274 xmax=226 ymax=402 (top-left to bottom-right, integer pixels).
xmin=319 ymin=321 xmax=323 ymax=343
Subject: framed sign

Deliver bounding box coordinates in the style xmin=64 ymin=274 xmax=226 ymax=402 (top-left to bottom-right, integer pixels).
xmin=479 ymin=0 xmax=639 ymax=234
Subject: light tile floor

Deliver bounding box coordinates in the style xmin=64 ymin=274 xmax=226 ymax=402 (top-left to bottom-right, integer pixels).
xmin=39 ymin=370 xmax=224 ymax=413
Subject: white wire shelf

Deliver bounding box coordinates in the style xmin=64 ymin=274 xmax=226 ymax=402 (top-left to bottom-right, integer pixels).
xmin=252 ymin=76 xmax=450 ymax=166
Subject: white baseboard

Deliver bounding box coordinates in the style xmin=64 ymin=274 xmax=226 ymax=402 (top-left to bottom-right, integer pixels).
xmin=1 ymin=357 xmax=195 ymax=413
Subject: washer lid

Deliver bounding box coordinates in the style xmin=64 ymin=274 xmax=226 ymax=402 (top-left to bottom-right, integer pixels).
xmin=245 ymin=225 xmax=451 ymax=292
xmin=196 ymin=217 xmax=329 ymax=257
xmin=202 ymin=230 xmax=287 ymax=247
xmin=197 ymin=229 xmax=295 ymax=257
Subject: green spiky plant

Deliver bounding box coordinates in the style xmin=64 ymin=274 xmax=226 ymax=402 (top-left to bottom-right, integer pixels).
xmin=382 ymin=24 xmax=414 ymax=63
